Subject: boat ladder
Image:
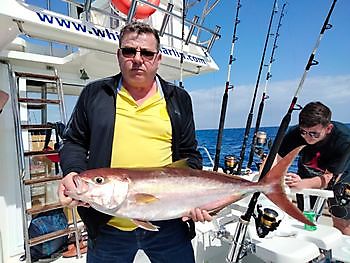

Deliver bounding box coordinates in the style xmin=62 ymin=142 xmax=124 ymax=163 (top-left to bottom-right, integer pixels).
xmin=9 ymin=67 xmax=82 ymax=262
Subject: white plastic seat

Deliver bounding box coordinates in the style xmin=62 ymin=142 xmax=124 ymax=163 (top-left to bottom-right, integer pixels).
xmin=290 ymin=223 xmax=342 ymax=250
xmin=292 ymin=188 xmax=334 ymax=218
xmin=290 ymin=189 xmax=342 ymax=251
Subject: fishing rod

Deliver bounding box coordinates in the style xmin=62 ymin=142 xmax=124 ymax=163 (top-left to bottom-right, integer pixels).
xmin=246 ymin=3 xmax=287 ymax=169
xmin=179 ymin=0 xmax=186 ymax=88
xmin=226 ymin=1 xmax=338 ymax=262
xmin=213 ymin=0 xmax=242 ymax=172
xmin=236 ymin=0 xmax=278 ymax=174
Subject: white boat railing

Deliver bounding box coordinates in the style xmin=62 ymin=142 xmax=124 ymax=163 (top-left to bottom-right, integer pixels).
xmin=197 ymin=145 xmax=214 ymax=169
xmin=63 ymin=0 xmax=222 ymax=53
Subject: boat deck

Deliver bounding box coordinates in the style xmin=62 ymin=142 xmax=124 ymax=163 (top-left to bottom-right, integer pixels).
xmin=8 ymin=250 xmax=152 ymax=263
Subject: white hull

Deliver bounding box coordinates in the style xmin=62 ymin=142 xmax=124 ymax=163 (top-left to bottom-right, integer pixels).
xmin=0 ymin=0 xmax=219 ymax=82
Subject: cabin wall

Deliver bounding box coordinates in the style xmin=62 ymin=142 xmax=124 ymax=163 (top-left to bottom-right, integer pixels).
xmin=0 ymin=63 xmax=25 ymax=261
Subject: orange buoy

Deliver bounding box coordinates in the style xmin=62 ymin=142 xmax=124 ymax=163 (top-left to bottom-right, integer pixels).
xmin=111 ymin=0 xmax=160 ymax=19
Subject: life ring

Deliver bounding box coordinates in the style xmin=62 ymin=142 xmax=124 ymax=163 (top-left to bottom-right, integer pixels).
xmin=111 ymin=0 xmax=160 ymax=19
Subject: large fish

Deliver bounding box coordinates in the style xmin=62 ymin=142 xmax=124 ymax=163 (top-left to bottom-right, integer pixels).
xmin=66 ymin=146 xmax=314 ymax=230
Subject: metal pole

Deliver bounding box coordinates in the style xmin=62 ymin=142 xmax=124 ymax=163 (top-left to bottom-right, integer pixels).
xmin=213 ymin=0 xmax=242 ymax=171
xmin=179 ymin=0 xmax=186 ymax=88
xmin=236 ymin=0 xmax=278 ymax=174
xmin=247 ymin=3 xmax=287 ymax=169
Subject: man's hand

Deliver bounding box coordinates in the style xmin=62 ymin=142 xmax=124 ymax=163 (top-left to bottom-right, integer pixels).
xmin=182 ymin=208 xmax=212 ymax=223
xmin=285 ymin=172 xmax=303 ymax=189
xmin=285 ymin=171 xmax=334 ymax=189
xmin=57 ymin=172 xmax=89 ymax=208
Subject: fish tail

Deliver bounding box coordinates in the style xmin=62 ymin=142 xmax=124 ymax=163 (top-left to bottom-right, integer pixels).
xmin=260 ymin=146 xmax=315 ymax=226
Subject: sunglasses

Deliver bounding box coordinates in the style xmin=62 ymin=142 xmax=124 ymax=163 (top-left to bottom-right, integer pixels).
xmin=120 ymin=47 xmax=158 ymax=60
xmin=299 ymin=128 xmax=321 ymax=139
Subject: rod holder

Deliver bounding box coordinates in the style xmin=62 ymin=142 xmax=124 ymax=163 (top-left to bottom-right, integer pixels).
xmin=226 ymin=217 xmax=249 ymax=263
xmin=207 ymin=25 xmax=221 ymax=53
xmin=83 ymin=0 xmax=92 ymax=21
xmin=127 ymin=0 xmax=138 ymax=23
xmin=185 ymin=16 xmax=199 ymax=45
xmin=159 ymin=3 xmax=174 ymax=36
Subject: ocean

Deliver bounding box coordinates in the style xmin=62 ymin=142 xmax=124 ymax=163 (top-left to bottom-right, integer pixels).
xmin=196 ymin=126 xmax=294 ymax=171
xmin=197 ymin=123 xmax=350 ymax=172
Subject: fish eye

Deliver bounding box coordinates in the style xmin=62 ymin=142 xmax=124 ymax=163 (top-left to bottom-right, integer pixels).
xmin=93 ymin=176 xmax=105 ymax=184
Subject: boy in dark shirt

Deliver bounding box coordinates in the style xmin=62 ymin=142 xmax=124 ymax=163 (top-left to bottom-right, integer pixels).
xmin=277 ymin=101 xmax=350 ymax=235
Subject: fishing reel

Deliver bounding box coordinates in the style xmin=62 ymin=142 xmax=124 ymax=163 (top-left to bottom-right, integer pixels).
xmin=256 ymin=131 xmax=267 ymax=148
xmin=253 ymin=131 xmax=270 ymax=170
xmin=337 ymin=183 xmax=350 ymax=206
xmin=254 ymin=131 xmax=269 ymax=157
xmin=254 ymin=204 xmax=281 ymax=238
xmin=223 ymin=155 xmax=239 ymax=175
xmin=329 ymin=182 xmax=350 ymax=219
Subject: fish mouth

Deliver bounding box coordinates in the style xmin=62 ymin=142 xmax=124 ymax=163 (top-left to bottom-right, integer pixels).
xmin=73 ymin=175 xmax=89 ymax=195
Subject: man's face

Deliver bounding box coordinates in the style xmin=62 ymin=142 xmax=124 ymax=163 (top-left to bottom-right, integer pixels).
xmin=299 ymin=123 xmax=333 ymax=145
xmin=117 ymin=32 xmax=161 ymax=87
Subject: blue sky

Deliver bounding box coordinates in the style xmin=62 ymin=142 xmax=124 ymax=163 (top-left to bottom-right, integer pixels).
xmin=25 ymin=0 xmax=349 ymax=129
xmin=184 ymin=0 xmax=350 ymax=129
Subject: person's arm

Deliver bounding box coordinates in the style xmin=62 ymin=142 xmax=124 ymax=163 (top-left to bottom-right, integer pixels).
xmin=58 ymin=87 xmax=90 ymax=206
xmin=177 ymin=90 xmax=202 ymax=170
xmin=287 ymin=143 xmax=350 ymax=190
xmin=285 ymin=170 xmax=334 ymax=189
xmin=328 ymin=144 xmax=350 ymax=175
xmin=59 ymin=88 xmax=90 ymax=175
xmin=276 ymin=149 xmax=334 ymax=190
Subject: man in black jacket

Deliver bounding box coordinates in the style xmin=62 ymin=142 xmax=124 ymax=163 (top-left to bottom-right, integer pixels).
xmin=58 ymin=22 xmax=210 ymax=262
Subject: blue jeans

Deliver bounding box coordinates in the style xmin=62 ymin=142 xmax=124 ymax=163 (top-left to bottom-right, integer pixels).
xmin=87 ymin=219 xmax=195 ymax=263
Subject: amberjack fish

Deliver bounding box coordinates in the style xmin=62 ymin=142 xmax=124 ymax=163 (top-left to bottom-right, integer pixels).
xmin=66 ymin=146 xmax=313 ymax=230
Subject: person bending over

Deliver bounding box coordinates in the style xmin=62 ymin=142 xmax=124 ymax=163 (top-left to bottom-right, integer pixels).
xmin=277 ymin=101 xmax=350 ymax=235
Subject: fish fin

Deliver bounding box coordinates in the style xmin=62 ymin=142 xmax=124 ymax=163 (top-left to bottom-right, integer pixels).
xmin=132 ymin=219 xmax=159 ymax=231
xmin=261 ymin=146 xmax=315 ymax=226
xmin=134 ymin=193 xmax=159 ymax=204
xmin=166 ymin=159 xmax=189 ymax=168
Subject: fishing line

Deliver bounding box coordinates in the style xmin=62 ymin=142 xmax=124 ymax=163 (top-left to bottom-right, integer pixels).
xmin=236 ymin=0 xmax=278 ymax=174
xmin=247 ymin=3 xmax=287 ymax=169
xmin=213 ymin=0 xmax=242 ymax=172
xmin=227 ymin=1 xmax=338 ymax=261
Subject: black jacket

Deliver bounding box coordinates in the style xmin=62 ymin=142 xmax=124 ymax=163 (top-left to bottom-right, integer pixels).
xmin=59 ymin=73 xmax=202 ymax=238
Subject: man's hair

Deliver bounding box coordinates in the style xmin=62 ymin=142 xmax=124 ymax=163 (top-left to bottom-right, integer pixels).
xmin=299 ymin=101 xmax=332 ymax=128
xmin=119 ymin=21 xmax=160 ymax=51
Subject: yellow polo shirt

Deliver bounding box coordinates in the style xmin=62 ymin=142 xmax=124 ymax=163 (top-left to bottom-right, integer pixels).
xmin=108 ymin=85 xmax=172 ymax=231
